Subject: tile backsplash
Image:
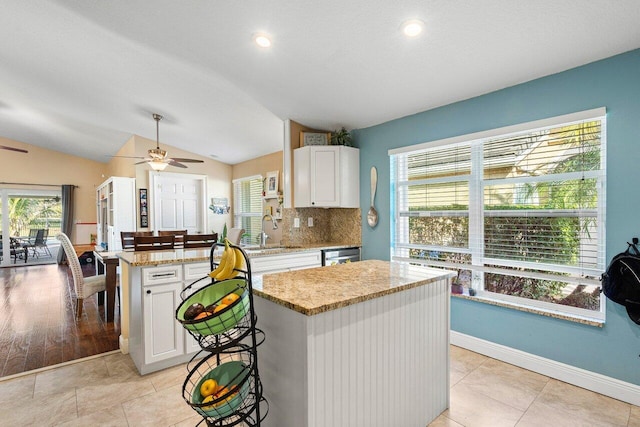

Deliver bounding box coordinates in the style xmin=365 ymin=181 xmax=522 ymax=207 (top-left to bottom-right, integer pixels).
xmin=281 ymin=208 xmax=361 ymax=247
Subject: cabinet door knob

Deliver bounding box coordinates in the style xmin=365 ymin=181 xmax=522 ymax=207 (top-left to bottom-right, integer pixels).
xmin=146 ymin=290 xmax=151 ymax=294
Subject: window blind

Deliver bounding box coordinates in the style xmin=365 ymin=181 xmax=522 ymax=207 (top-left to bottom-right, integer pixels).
xmin=233 ymin=175 xmax=263 ymax=245
xmin=391 ymin=111 xmax=606 ymax=318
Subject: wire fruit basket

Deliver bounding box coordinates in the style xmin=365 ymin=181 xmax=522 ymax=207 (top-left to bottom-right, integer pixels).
xmin=177 ymin=278 xmax=252 ymax=350
xmin=185 ymin=351 xmax=253 ymax=419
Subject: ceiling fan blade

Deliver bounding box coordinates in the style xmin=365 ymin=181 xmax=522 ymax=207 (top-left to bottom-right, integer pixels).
xmin=134 ymin=160 xmax=151 ymax=165
xmin=168 ymin=159 xmax=188 ymax=168
xmin=111 ymin=155 xmax=147 ymax=159
xmin=1 ymin=145 xmax=28 ymax=153
xmin=170 ymin=158 xmax=204 ymax=163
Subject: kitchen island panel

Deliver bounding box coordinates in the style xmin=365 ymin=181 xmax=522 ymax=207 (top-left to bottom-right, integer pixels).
xmin=255 ymin=271 xmax=451 ymax=427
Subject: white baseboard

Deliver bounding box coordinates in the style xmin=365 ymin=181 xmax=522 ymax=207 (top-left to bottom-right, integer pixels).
xmin=451 ymin=331 xmax=640 ymax=406
xmin=119 ymin=335 xmax=129 ymax=354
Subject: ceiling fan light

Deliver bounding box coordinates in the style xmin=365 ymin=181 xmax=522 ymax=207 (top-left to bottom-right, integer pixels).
xmin=149 ymin=160 xmax=168 ymax=171
xmin=401 ymin=19 xmax=424 ymax=37
xmin=253 ymin=33 xmax=272 ymax=48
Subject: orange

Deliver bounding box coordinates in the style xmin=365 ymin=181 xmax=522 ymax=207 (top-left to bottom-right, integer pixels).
xmin=221 ymin=293 xmax=240 ymax=305
xmin=213 ymin=303 xmax=228 ymax=313
xmin=194 ymin=311 xmax=212 ymax=321
xmin=213 ymin=386 xmax=231 ymax=406
xmin=200 ymin=378 xmax=218 ymax=397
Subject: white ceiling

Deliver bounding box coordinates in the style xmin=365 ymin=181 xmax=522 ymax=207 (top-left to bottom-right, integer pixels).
xmin=1 ymin=1 xmax=639 ymax=165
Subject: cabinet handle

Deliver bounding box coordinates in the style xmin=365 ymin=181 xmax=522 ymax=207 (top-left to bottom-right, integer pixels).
xmin=146 ymin=290 xmax=151 ymax=294
xmin=151 ymin=272 xmax=176 ymax=278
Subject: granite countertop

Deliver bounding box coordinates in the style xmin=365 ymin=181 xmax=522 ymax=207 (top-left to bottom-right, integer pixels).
xmin=116 ymin=242 xmax=360 ymax=267
xmin=253 ymin=259 xmax=456 ymax=316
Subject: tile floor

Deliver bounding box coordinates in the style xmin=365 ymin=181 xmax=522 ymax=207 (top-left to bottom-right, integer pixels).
xmin=0 ymin=345 xmax=638 ymax=426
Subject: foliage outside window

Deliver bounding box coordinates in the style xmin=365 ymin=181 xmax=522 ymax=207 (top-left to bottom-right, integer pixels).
xmin=390 ymin=109 xmax=606 ymax=320
xmin=232 ymin=175 xmax=263 ymax=245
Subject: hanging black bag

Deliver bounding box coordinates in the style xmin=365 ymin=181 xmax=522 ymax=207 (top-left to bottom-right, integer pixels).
xmin=601 ymin=241 xmax=640 ymax=325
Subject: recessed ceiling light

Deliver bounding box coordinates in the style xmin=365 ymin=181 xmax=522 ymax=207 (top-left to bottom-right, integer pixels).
xmin=253 ymin=33 xmax=272 ymax=48
xmin=401 ymin=19 xmax=424 ymax=38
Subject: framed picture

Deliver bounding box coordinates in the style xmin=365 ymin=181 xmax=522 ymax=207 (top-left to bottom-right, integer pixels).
xmin=265 ymin=170 xmax=279 ymax=198
xmin=300 ymin=131 xmax=330 ymax=146
xmin=139 ymin=188 xmax=148 ymax=228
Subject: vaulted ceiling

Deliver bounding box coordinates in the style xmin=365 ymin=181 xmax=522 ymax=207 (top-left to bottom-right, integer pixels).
xmin=1 ymin=1 xmax=639 ymax=165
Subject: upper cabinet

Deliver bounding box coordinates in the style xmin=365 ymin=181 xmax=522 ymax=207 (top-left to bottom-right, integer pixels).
xmin=96 ymin=176 xmax=136 ymax=251
xmin=294 ymin=146 xmax=359 ymax=208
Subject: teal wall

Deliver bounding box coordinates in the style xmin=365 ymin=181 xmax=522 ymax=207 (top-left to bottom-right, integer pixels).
xmin=354 ymin=49 xmax=640 ymax=385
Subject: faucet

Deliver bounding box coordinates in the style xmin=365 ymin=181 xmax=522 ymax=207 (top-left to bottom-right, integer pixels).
xmin=259 ymin=213 xmax=278 ymax=247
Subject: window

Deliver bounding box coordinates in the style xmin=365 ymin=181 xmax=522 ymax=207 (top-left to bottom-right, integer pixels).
xmin=390 ymin=108 xmax=606 ymax=320
xmin=233 ymin=175 xmax=263 ymax=245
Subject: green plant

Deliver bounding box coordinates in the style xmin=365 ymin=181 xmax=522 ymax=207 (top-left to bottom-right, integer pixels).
xmin=330 ymin=127 xmax=352 ymax=146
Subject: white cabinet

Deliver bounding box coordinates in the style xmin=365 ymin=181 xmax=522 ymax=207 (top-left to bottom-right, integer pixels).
xmin=251 ymin=251 xmax=322 ymax=276
xmin=129 ymin=261 xmax=213 ymax=374
xmin=294 ymin=146 xmax=359 ymax=208
xmin=96 ymin=177 xmax=136 ymax=251
xmin=143 ymin=281 xmax=184 ymax=364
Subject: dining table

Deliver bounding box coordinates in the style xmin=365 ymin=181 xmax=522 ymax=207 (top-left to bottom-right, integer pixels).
xmin=93 ymin=250 xmax=120 ymax=322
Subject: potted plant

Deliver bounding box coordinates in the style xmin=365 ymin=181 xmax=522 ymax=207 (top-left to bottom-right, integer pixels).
xmin=331 ymin=127 xmax=352 ymax=146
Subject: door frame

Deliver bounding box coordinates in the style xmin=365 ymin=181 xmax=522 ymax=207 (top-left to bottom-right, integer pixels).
xmin=148 ymin=171 xmax=207 ymax=233
xmin=1 ymin=188 xmax=61 ymax=266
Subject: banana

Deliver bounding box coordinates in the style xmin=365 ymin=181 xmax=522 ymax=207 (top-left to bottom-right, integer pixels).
xmin=209 ymin=240 xmax=230 ymax=278
xmin=215 ymin=241 xmax=237 ymax=280
xmin=233 ymin=247 xmax=245 ymax=271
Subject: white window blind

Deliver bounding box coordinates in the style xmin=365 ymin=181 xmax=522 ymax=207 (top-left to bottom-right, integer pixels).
xmin=233 ymin=175 xmax=263 ymax=245
xmin=390 ymin=109 xmax=607 ymax=320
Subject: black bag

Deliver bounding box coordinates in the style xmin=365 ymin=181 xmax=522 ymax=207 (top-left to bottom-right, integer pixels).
xmin=601 ymin=242 xmax=640 ymax=325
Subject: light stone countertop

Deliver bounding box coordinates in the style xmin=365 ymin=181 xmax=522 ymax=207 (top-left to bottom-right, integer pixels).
xmin=115 ymin=243 xmax=360 ymax=267
xmin=253 ymin=259 xmax=456 ymax=316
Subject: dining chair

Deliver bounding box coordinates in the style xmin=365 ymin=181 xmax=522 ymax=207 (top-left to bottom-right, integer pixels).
xmin=134 ymin=235 xmax=175 ymax=251
xmin=183 ymin=233 xmax=218 ymax=249
xmin=121 ymin=231 xmax=153 ymax=250
xmin=158 ymin=229 xmax=187 ymax=248
xmin=56 ymin=232 xmax=107 ymax=319
xmin=227 ymin=228 xmax=245 ymax=245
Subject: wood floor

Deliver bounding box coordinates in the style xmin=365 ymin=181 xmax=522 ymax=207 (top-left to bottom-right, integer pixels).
xmin=0 ymin=262 xmax=120 ymax=377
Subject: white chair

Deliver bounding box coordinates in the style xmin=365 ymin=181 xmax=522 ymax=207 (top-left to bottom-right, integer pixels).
xmin=56 ymin=232 xmax=107 ymax=319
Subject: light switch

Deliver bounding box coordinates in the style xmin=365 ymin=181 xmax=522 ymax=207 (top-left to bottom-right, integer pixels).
xmin=308 ymin=217 xmax=314 ymax=227
xmin=294 ymin=217 xmax=300 ymax=228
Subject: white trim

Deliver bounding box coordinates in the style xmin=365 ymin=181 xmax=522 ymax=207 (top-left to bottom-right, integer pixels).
xmin=232 ymin=174 xmax=262 ymax=184
xmin=451 ymin=330 xmax=640 ymax=406
xmin=389 ymin=107 xmax=606 ymax=156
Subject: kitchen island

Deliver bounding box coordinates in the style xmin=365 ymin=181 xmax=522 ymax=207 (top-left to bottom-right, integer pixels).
xmin=253 ymin=260 xmax=455 ymax=427
xmin=116 ymin=243 xmax=358 ymax=374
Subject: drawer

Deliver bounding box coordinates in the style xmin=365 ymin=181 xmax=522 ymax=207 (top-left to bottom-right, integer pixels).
xmin=142 ymin=265 xmax=182 ymax=286
xmin=184 ymin=262 xmax=211 ymax=281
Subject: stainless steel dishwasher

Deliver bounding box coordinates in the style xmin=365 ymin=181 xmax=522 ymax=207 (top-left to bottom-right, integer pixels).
xmin=321 ymin=247 xmax=361 ymax=266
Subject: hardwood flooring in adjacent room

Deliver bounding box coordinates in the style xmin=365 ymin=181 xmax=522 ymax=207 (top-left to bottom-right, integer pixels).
xmin=0 ymin=263 xmax=120 ymax=377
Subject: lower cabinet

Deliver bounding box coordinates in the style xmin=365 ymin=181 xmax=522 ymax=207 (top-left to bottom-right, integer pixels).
xmin=131 ymin=261 xmax=211 ymax=374
xmin=143 ymin=281 xmax=184 ymax=364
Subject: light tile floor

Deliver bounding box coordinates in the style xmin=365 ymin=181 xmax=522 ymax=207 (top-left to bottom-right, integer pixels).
xmin=0 ymin=346 xmax=638 ymax=426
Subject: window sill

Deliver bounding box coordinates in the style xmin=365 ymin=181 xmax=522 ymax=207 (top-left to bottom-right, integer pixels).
xmin=451 ymin=293 xmax=604 ymax=328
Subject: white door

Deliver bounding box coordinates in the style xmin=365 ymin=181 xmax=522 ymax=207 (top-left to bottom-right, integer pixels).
xmin=151 ymin=172 xmax=206 ymax=233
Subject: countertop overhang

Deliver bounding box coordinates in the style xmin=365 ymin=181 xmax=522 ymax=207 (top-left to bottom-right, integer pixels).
xmin=114 ymin=243 xmax=360 ymax=267
xmin=253 ymin=259 xmax=456 ymax=316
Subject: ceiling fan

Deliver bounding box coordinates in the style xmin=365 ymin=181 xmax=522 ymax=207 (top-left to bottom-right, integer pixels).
xmin=118 ymin=113 xmax=204 ymax=171
xmin=0 ymin=145 xmax=28 ymax=154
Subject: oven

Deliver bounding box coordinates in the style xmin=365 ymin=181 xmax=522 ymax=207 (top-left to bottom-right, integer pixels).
xmin=321 ymin=247 xmax=361 ymax=266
